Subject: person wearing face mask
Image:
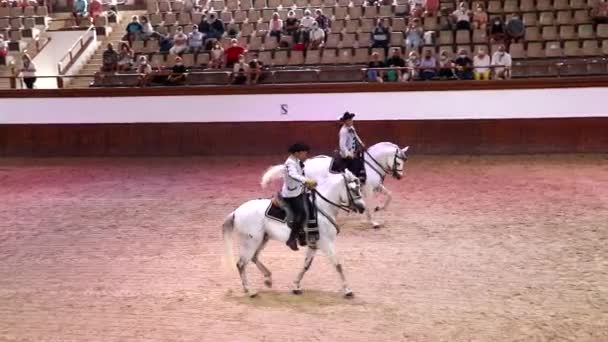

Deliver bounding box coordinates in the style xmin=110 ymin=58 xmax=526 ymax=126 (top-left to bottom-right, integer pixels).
xmin=136 ymin=55 xmax=153 ymax=87
xmin=454 ymin=49 xmax=474 ymax=80
xmin=404 ymin=51 xmax=420 ymax=81
xmin=473 ymin=48 xmax=491 ymax=81
xmin=489 ymin=16 xmax=506 ymax=43
xmin=405 ymin=18 xmax=423 ymax=50
xmin=167 ymin=56 xmax=187 ymax=85
xmin=188 ymin=24 xmax=204 ymax=53
xmin=170 ymin=26 xmax=189 ymax=55
xmin=451 ymin=2 xmax=471 ymax=30
xmin=491 ymin=45 xmax=512 ymax=80
xmin=232 ymin=54 xmax=249 ymax=85
xmin=472 ymin=3 xmax=488 ymax=30
xmin=371 ymin=18 xmax=391 ymax=56
xmin=224 ymin=38 xmax=246 ymax=68
xmin=438 ymin=51 xmax=455 ymax=79
xmin=419 ymin=49 xmax=438 ymax=81
xmin=199 ymin=12 xmax=225 ymax=42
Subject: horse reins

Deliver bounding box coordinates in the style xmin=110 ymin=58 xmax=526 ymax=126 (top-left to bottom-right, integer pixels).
xmin=364 ymin=149 xmax=406 ymax=180
xmin=312 ymin=174 xmax=360 ymax=213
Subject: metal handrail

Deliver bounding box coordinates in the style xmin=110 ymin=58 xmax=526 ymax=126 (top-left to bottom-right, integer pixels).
xmin=56 ymin=25 xmax=96 ymax=75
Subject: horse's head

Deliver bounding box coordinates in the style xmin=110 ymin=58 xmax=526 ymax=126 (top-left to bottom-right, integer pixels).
xmin=342 ymin=169 xmax=366 ymax=213
xmin=387 ymin=145 xmax=410 ymax=180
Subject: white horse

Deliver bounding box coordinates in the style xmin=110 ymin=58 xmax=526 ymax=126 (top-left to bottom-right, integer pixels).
xmin=305 ymin=142 xmax=410 ymax=228
xmin=222 ymin=168 xmax=366 ymax=298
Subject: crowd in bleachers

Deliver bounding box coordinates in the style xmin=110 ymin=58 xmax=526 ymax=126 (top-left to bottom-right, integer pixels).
xmin=84 ymin=0 xmax=608 ymax=85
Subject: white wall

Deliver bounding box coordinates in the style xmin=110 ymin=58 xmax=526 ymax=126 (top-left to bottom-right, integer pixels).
xmin=1 ymin=87 xmax=607 ymax=124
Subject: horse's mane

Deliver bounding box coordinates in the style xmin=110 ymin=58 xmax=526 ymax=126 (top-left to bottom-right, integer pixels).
xmin=368 ymin=142 xmax=399 ymax=155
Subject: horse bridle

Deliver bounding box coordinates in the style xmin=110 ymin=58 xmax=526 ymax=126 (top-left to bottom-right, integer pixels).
xmin=312 ymin=174 xmax=362 ymax=213
xmin=364 ymin=148 xmax=407 ymax=180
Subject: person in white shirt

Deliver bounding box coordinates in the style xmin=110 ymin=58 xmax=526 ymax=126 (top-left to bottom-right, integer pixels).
xmin=491 ymin=45 xmax=512 ymax=80
xmin=300 ymin=10 xmax=315 ymax=30
xmin=473 ymin=48 xmax=491 ymax=80
xmin=20 ymin=54 xmax=37 ymax=89
xmin=268 ymin=12 xmax=283 ymax=43
xmin=339 ymin=112 xmax=366 ymax=183
xmin=136 ymin=55 xmax=153 ymax=87
xmin=280 ymin=143 xmax=317 ymax=251
xmin=452 ymin=2 xmax=471 ymax=30
xmin=170 ymin=26 xmax=188 ymax=55
xmin=309 ymin=21 xmax=325 ymax=49
xmin=188 ymin=25 xmax=204 ymax=53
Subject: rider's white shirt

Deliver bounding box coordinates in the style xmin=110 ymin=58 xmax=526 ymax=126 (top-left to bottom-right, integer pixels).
xmin=281 ymin=155 xmax=307 ymax=198
xmin=339 ymin=125 xmax=361 ymax=158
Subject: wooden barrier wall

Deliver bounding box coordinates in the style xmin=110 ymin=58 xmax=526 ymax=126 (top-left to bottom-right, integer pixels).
xmin=1 ymin=77 xmax=607 ymax=156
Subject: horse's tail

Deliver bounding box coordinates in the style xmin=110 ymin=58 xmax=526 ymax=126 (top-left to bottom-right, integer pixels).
xmin=260 ymin=164 xmax=284 ymax=189
xmin=222 ymin=211 xmax=236 ymax=270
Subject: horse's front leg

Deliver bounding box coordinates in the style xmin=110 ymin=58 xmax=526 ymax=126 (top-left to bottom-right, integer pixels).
xmin=363 ymin=187 xmax=382 ymax=229
xmin=320 ymin=242 xmax=353 ymax=298
xmin=292 ymin=247 xmax=316 ymax=295
xmin=374 ymin=184 xmax=393 ymax=212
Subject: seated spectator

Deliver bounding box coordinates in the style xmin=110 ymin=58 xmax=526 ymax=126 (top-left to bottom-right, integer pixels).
xmin=293 ymin=25 xmax=308 ymax=51
xmin=300 ymin=10 xmax=315 ymax=30
xmin=505 ymin=14 xmax=524 ymax=43
xmin=371 ymin=18 xmax=390 ymax=53
xmin=491 ymin=45 xmax=512 ymax=80
xmin=285 ymin=10 xmax=299 ymax=36
xmin=0 ymin=34 xmax=7 ymax=66
xmin=438 ymin=51 xmax=455 ymax=79
xmin=232 ymin=54 xmax=249 ymax=85
xmin=248 ymin=54 xmax=264 ymax=85
xmin=425 ymin=0 xmax=439 ymax=16
xmin=404 ymin=51 xmax=419 ymax=81
xmin=20 ymin=53 xmax=36 ymax=89
xmin=472 ymin=3 xmax=488 ymax=30
xmin=410 ymin=3 xmax=424 ymax=19
xmin=200 ymin=12 xmax=225 ymax=42
xmin=117 ymin=42 xmax=133 ymax=72
xmin=367 ymin=52 xmax=384 ymax=83
xmin=315 ymin=9 xmax=330 ymax=38
xmin=385 ymin=48 xmax=406 ymax=82
xmin=419 ymin=50 xmax=438 ymax=81
xmin=209 ymin=41 xmax=224 ymax=68
xmin=269 ymin=12 xmax=283 ymax=43
xmin=189 ymin=25 xmax=205 ymax=53
xmin=309 ymin=22 xmax=325 ymax=49
xmin=405 ymin=18 xmax=423 ymax=50
xmin=224 ymin=38 xmax=246 ymax=67
xmin=473 ymin=48 xmax=491 ymax=80
xmin=140 ymin=16 xmax=163 ymax=40
xmin=124 ymin=16 xmax=143 ymax=45
xmin=101 ymin=43 xmax=118 ymax=73
xmin=170 ymin=26 xmax=189 ymax=55
xmin=136 ymin=55 xmax=153 ymax=87
xmin=591 ymin=0 xmax=608 ymax=24
xmin=72 ymin=0 xmax=88 ymax=26
xmin=167 ymin=56 xmax=187 ymax=85
xmin=89 ymin=0 xmax=102 ymax=19
xmin=454 ymin=49 xmax=474 ymax=80
xmin=452 ymin=2 xmax=471 ymax=30
xmin=489 ymin=17 xmax=506 ymax=43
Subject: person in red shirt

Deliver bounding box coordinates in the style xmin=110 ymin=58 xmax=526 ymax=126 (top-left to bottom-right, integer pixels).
xmin=224 ymin=39 xmax=246 ymax=68
xmin=89 ymin=0 xmax=102 ymax=18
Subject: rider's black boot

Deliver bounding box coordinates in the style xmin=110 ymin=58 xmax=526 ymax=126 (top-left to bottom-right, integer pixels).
xmin=286 ymin=222 xmax=299 ymax=251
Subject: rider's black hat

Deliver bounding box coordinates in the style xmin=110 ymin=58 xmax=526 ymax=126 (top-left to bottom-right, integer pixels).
xmin=339 ymin=112 xmax=356 ymax=121
xmin=288 ymin=143 xmax=311 ymax=153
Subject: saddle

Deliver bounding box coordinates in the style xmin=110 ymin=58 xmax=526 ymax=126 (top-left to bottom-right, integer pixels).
xmin=265 ymin=194 xmax=320 ymax=248
xmin=329 ymin=150 xmax=367 ymax=184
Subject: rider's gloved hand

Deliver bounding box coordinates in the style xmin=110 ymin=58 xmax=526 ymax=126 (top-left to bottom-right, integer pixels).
xmin=304 ymin=179 xmax=317 ymax=189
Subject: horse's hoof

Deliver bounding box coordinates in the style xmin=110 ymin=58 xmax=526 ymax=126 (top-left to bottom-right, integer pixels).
xmin=344 ymin=291 xmax=354 ymax=299
xmin=374 ymin=206 xmax=381 ymax=212
xmin=292 ymin=288 xmax=303 ymax=295
xmin=372 ymin=222 xmax=381 ymax=229
xmin=264 ymin=278 xmax=273 ymax=288
xmin=247 ymin=290 xmax=258 ymax=298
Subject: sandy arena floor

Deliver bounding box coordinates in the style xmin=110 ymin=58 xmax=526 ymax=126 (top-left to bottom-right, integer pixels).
xmin=0 ymin=155 xmax=607 ymax=342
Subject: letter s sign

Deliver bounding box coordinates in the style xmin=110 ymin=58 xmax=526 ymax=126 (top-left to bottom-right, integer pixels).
xmin=280 ymin=104 xmax=288 ymax=115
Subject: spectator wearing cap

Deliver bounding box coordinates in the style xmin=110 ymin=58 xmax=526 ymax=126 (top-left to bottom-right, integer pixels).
xmin=451 ymin=2 xmax=471 ymax=30
xmin=454 ymin=49 xmax=474 ymax=80
xmin=367 ymin=52 xmax=385 ymax=83
xmin=491 ymin=45 xmax=512 ymax=80
xmin=189 ymin=25 xmax=205 ymax=53
xmin=224 ymin=38 xmax=246 ymax=68
xmin=473 ymin=48 xmax=491 ymax=80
